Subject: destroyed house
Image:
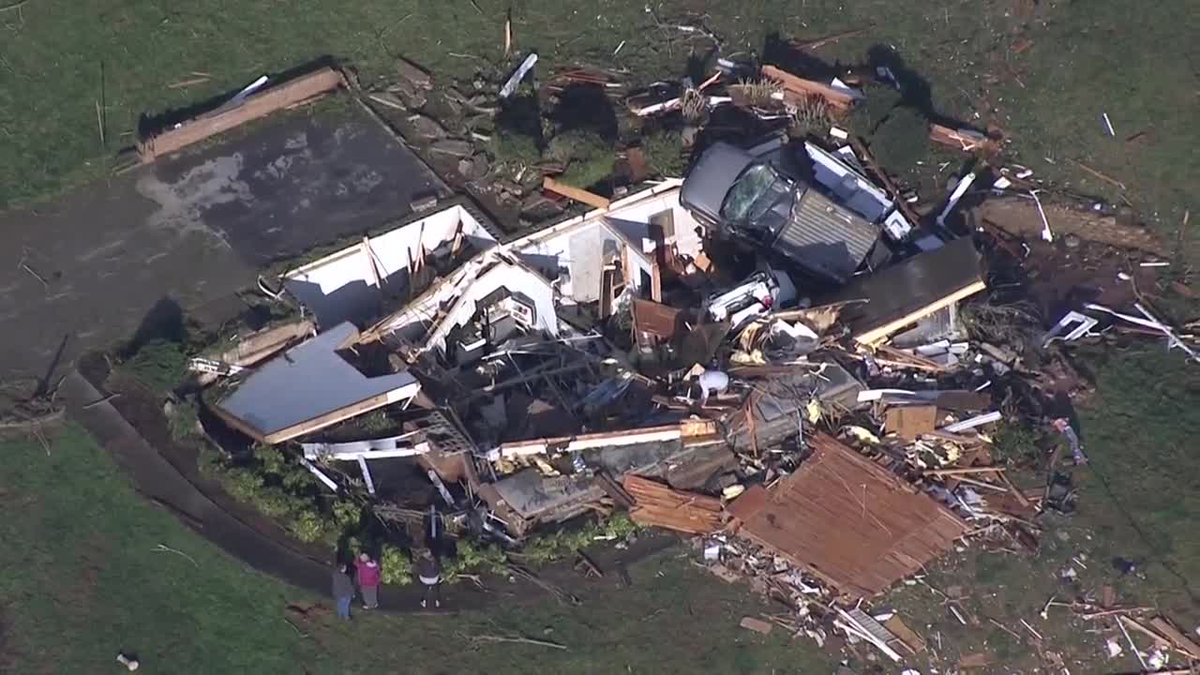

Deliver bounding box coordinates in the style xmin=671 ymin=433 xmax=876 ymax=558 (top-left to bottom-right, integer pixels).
xmin=361 ymin=181 xmax=706 ymax=356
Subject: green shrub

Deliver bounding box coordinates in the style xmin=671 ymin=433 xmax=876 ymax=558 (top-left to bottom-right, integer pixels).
xmin=122 ymin=339 xmax=189 ymax=392
xmin=166 ymin=401 xmax=202 ymax=442
xmin=868 ymin=106 xmax=929 ymax=176
xmin=516 ymin=513 xmax=640 ymax=564
xmin=333 ymin=500 xmax=363 ymax=530
xmin=222 ymin=466 xmax=265 ymax=502
xmin=641 ymin=130 xmax=685 ymax=178
xmin=489 ymin=129 xmax=541 ymax=166
xmin=380 ymin=544 xmax=413 ymax=585
xmin=548 ymin=129 xmax=615 ymax=188
xmin=289 ymin=510 xmax=330 ymax=543
xmin=256 ymin=445 xmax=287 ymax=474
xmin=445 ymin=541 xmax=508 ymax=579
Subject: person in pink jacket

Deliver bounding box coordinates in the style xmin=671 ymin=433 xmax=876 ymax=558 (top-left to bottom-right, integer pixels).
xmin=354 ymin=552 xmax=382 ymax=609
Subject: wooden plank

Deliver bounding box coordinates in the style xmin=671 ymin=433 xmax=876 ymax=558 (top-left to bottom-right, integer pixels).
xmin=923 ymin=467 xmax=1005 ymax=477
xmin=1147 ymin=616 xmax=1200 ymax=659
xmin=138 ymin=67 xmax=345 ymax=162
xmin=929 ymin=123 xmax=999 ymax=155
xmin=883 ymin=616 xmax=926 ymax=653
xmin=760 ymin=64 xmax=856 ymax=110
xmin=740 ymin=616 xmax=774 ymax=635
xmin=543 ymin=176 xmax=610 ymax=210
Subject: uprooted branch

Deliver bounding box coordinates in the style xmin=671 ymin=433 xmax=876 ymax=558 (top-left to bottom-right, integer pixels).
xmin=469 ymin=634 xmax=568 ymax=650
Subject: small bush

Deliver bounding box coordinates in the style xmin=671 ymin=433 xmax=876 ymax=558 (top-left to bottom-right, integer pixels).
xmin=289 ymin=510 xmax=330 ymax=543
xmin=548 ymin=129 xmax=615 ymax=188
xmin=868 ymin=106 xmax=929 ymax=176
xmin=446 ymin=541 xmax=508 ymax=579
xmin=489 ymin=129 xmax=541 ymax=166
xmin=333 ymin=500 xmax=363 ymax=530
xmin=166 ymin=401 xmax=202 ymax=442
xmin=380 ymin=544 xmax=413 ymax=585
xmin=122 ymin=339 xmax=189 ymax=392
xmin=641 ymin=130 xmax=686 ymax=178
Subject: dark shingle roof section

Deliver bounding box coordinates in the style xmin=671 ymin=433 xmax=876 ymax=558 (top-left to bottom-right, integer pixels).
xmin=830 ymin=237 xmax=983 ymax=336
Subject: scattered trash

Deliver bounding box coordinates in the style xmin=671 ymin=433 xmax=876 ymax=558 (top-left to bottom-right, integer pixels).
xmin=499 ymin=52 xmax=538 ymax=98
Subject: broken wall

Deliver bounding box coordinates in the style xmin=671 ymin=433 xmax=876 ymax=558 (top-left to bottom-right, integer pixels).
xmin=285 ymin=204 xmax=497 ymax=327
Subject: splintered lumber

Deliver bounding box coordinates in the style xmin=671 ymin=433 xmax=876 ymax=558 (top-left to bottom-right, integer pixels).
xmin=740 ymin=616 xmax=774 ymax=635
xmin=138 ymin=67 xmax=345 ymax=163
xmin=622 ymin=474 xmax=725 ymax=535
xmin=1146 ymin=616 xmax=1200 ymax=659
xmin=543 ymin=176 xmax=610 ymax=210
xmin=760 ymin=64 xmax=856 ymax=111
xmin=929 ymin=123 xmax=999 ymax=155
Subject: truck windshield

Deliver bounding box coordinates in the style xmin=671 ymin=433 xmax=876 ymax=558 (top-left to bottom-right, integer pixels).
xmin=720 ymin=164 xmax=787 ymax=223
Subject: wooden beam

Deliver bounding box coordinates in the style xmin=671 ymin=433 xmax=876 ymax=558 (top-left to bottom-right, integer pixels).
xmin=138 ymin=67 xmax=345 ymax=162
xmin=760 ymin=65 xmax=856 ymax=111
xmin=543 ymin=176 xmax=610 ymax=210
xmin=924 ymin=467 xmax=1006 ymax=477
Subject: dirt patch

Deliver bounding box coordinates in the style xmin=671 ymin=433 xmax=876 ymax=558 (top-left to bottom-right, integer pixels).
xmin=973 ymin=197 xmax=1169 ymax=257
xmin=75 ymin=533 xmax=111 ymax=606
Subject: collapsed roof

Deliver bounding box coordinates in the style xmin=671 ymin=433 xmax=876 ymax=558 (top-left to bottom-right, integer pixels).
xmin=728 ymin=433 xmax=970 ymax=598
xmin=212 ymin=322 xmax=422 ymax=443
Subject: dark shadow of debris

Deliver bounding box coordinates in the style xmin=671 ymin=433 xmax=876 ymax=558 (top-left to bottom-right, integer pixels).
xmin=684 ymin=44 xmax=721 ymax=86
xmin=136 ymin=55 xmax=340 ymax=140
xmin=762 ymin=32 xmax=843 ymax=81
xmin=495 ymin=92 xmax=545 ymax=148
xmin=550 ymin=82 xmax=620 ymax=142
xmin=865 ymin=44 xmax=986 ymax=133
xmin=121 ymin=296 xmax=188 ymax=359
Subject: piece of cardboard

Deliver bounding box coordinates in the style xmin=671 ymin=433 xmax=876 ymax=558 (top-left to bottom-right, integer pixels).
xmin=885 ymin=405 xmax=938 ymax=439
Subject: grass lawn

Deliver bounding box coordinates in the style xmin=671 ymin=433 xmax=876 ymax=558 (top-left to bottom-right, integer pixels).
xmin=0 ymin=0 xmax=1195 ymax=253
xmin=0 ymin=424 xmax=831 ymax=674
xmin=887 ymin=346 xmax=1200 ymax=673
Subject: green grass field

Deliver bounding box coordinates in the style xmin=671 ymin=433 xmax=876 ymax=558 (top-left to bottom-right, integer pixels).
xmin=1 ymin=0 xmax=1196 ymax=252
xmin=0 ymin=424 xmax=831 ymax=673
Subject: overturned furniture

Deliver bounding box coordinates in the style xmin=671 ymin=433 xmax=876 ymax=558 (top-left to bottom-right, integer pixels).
xmin=727 ymin=432 xmax=970 ymax=598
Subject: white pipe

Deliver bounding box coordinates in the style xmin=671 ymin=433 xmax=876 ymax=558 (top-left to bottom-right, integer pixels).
xmin=300 ymin=458 xmax=339 ymax=492
xmin=358 ymin=456 xmax=376 ymax=495
xmin=942 ymin=411 xmax=1002 ymax=433
xmin=935 ymin=172 xmax=977 ymax=227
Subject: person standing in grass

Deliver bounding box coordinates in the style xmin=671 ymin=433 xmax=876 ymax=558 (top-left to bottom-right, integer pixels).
xmin=355 ymin=552 xmax=382 ymax=609
xmin=331 ymin=563 xmax=354 ymax=620
xmin=416 ymin=549 xmax=442 ymax=609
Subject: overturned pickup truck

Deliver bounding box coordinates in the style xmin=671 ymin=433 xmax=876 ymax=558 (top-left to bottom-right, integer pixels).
xmin=680 ymin=137 xmax=914 ymax=284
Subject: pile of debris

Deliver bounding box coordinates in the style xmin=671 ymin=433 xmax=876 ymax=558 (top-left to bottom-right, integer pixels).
xmin=157 ymin=42 xmax=1197 ymax=672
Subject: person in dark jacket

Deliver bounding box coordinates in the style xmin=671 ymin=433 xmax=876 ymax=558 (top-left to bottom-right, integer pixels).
xmin=331 ymin=563 xmax=354 ymax=620
xmin=416 ymin=549 xmax=442 ymax=608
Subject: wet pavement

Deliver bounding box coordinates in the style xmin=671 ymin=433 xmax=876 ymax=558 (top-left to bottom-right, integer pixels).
xmin=0 ymin=107 xmax=448 ymax=379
